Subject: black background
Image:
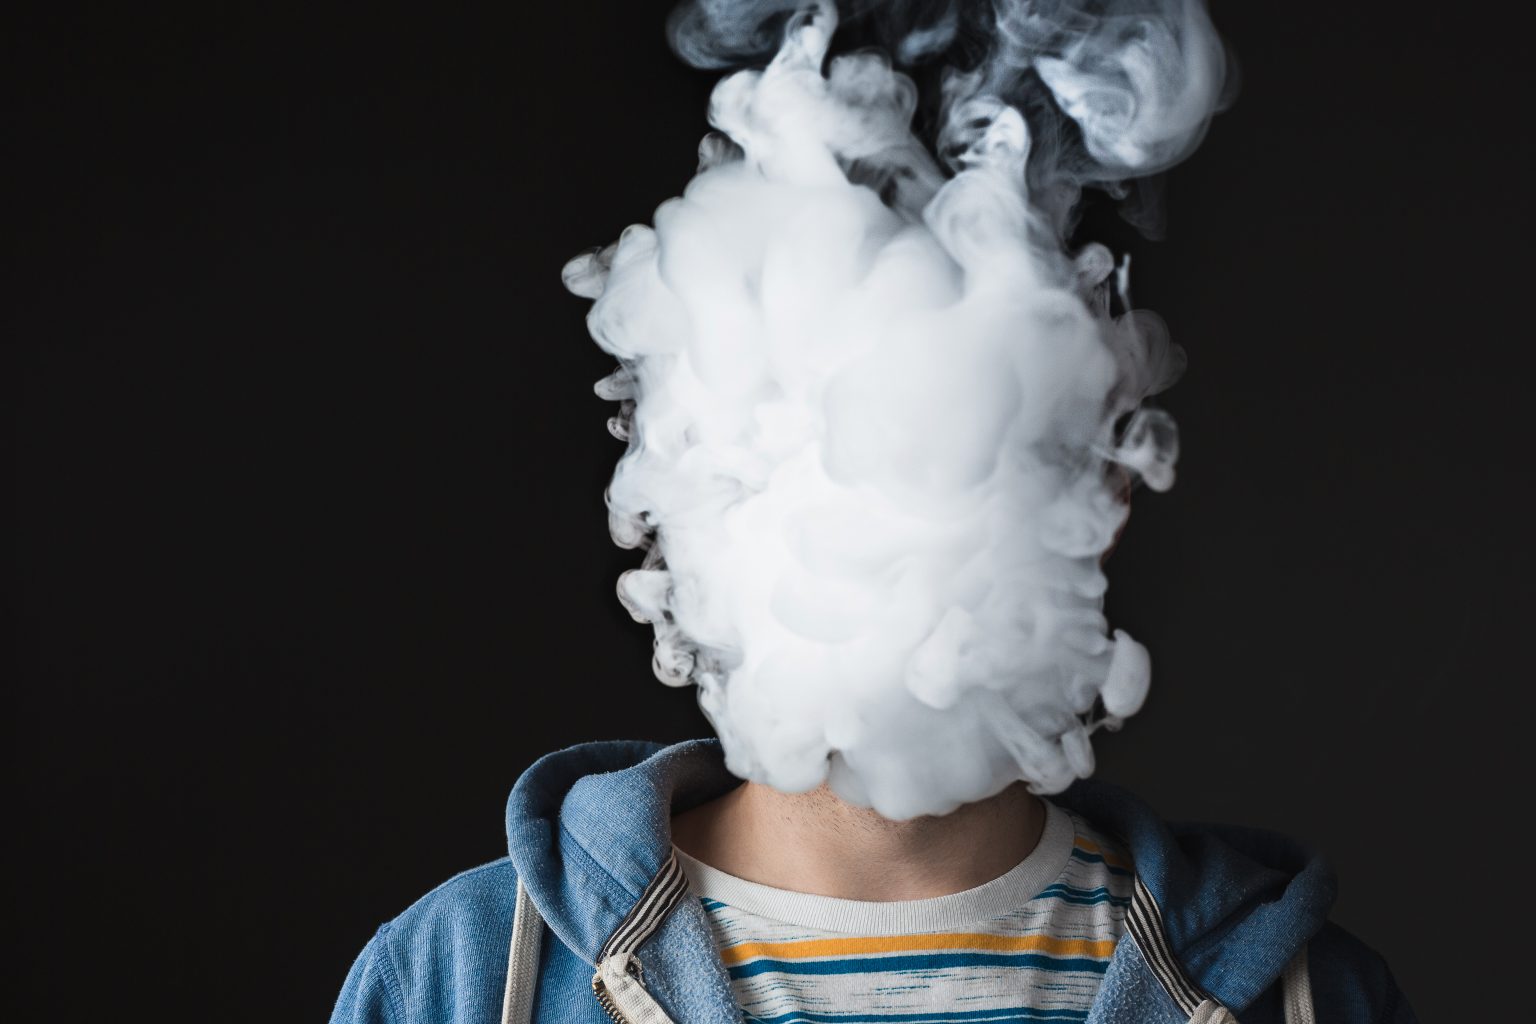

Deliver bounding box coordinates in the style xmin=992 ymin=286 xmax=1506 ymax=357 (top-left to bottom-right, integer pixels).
xmin=8 ymin=2 xmax=1530 ymax=1019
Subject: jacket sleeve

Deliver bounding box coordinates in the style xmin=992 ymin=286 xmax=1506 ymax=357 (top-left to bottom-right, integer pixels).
xmin=1307 ymin=922 xmax=1419 ymax=1024
xmin=331 ymin=926 xmax=407 ymax=1024
xmin=1373 ymin=969 xmax=1418 ymax=1024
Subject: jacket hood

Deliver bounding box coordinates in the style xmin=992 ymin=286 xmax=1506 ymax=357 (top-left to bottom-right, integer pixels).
xmin=1054 ymin=781 xmax=1337 ymax=1010
xmin=505 ymin=738 xmax=1336 ymax=1015
xmin=504 ymin=739 xmax=734 ymax=965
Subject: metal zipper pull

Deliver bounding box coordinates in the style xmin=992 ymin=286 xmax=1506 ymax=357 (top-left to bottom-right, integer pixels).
xmin=591 ymin=952 xmax=677 ymax=1024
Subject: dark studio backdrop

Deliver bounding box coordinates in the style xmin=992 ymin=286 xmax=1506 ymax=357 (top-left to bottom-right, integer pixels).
xmin=8 ymin=1 xmax=1530 ymax=1019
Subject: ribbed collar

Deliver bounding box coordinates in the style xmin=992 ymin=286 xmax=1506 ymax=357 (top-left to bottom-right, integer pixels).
xmin=672 ymin=800 xmax=1073 ymax=934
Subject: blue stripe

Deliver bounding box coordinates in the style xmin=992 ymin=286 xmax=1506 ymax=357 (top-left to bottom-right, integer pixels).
xmin=699 ymin=897 xmax=729 ymax=911
xmin=745 ymin=1010 xmax=1089 ymax=1024
xmin=1034 ymin=884 xmax=1131 ymax=908
xmin=1068 ymin=849 xmax=1132 ymax=877
xmin=728 ymin=953 xmax=1112 ymax=980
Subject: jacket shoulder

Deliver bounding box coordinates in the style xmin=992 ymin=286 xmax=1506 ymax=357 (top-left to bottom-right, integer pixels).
xmin=389 ymin=857 xmax=519 ymax=941
xmin=331 ymin=859 xmax=519 ymax=1024
xmin=1306 ymin=922 xmax=1417 ymax=1023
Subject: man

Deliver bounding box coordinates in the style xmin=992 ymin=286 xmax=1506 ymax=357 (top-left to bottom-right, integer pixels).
xmin=333 ymin=2 xmax=1414 ymax=1020
xmin=331 ymin=738 xmax=1411 ymax=1023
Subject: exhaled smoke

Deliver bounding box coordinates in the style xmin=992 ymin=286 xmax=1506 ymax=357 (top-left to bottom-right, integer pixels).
xmin=564 ymin=0 xmax=1226 ymax=819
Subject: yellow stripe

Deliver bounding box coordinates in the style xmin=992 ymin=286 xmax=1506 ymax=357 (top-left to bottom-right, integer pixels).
xmin=1073 ymin=836 xmax=1132 ymax=871
xmin=718 ymin=932 xmax=1118 ymax=965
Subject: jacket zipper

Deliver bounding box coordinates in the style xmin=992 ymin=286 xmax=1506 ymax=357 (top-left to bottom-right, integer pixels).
xmin=591 ymin=972 xmax=629 ymax=1024
xmin=591 ymin=955 xmax=645 ymax=1024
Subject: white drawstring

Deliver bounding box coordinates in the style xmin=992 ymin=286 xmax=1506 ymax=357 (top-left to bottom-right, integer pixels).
xmin=500 ymin=879 xmax=544 ymax=1024
xmin=1187 ymin=1000 xmax=1240 ymax=1023
xmin=1281 ymin=945 xmax=1316 ymax=1024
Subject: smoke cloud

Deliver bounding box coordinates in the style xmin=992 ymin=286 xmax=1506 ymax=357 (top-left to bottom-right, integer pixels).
xmin=564 ymin=0 xmax=1227 ymax=819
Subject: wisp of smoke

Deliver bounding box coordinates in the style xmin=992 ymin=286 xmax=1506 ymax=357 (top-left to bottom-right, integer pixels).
xmin=563 ymin=0 xmax=1227 ymax=819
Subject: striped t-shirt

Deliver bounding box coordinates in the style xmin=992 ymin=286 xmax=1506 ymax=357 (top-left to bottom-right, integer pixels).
xmin=674 ymin=801 xmax=1132 ymax=1024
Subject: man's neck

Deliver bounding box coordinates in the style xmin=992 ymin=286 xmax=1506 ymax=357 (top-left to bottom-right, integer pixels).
xmin=670 ymin=778 xmax=1047 ymax=901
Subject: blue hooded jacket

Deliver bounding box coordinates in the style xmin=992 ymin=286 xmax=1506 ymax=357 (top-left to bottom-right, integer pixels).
xmin=330 ymin=739 xmax=1415 ymax=1023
